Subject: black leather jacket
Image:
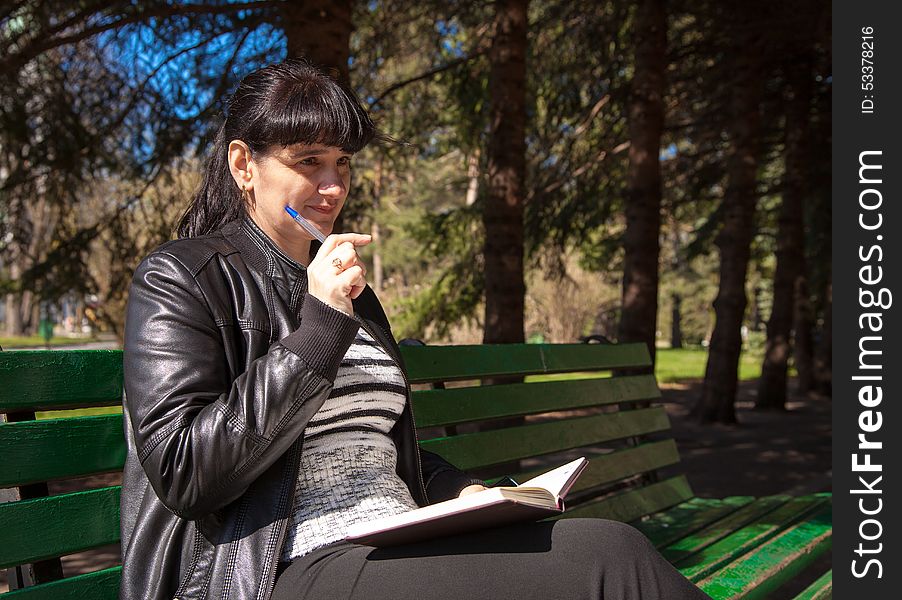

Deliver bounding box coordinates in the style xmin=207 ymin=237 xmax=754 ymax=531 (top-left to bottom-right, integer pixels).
xmin=120 ymin=216 xmax=481 ymax=600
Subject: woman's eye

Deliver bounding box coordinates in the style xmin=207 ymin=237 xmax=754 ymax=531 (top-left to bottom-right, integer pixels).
xmin=298 ymin=158 xmax=318 ymax=166
xmin=338 ymin=156 xmax=352 ymax=167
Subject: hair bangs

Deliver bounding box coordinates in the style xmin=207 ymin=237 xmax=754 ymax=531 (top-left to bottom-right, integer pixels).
xmin=264 ymin=78 xmax=375 ymax=154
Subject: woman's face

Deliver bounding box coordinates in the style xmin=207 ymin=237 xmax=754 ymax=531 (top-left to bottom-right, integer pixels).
xmin=238 ymin=142 xmax=353 ymax=243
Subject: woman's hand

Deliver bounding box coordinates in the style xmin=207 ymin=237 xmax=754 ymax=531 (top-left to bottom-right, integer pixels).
xmin=457 ymin=484 xmax=488 ymax=498
xmin=307 ymin=233 xmax=372 ymax=316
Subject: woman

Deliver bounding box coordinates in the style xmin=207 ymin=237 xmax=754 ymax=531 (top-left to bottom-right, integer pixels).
xmin=120 ymin=59 xmax=710 ymax=600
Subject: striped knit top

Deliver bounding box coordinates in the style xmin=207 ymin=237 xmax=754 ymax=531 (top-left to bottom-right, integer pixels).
xmin=280 ymin=324 xmax=420 ymax=560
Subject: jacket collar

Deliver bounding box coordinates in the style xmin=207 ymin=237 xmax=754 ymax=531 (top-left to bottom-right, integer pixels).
xmin=222 ymin=215 xmax=322 ymax=303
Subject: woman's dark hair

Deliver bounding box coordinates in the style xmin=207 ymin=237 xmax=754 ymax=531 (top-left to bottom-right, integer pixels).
xmin=177 ymin=59 xmax=377 ymax=238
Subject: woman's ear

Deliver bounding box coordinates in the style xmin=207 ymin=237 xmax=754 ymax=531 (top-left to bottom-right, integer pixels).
xmin=227 ymin=140 xmax=255 ymax=191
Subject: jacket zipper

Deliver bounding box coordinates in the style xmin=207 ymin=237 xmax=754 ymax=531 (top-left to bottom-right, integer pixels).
xmin=260 ymin=440 xmax=302 ymax=600
xmin=355 ymin=316 xmax=429 ymax=505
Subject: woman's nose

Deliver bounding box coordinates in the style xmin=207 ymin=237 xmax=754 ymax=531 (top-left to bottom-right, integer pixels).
xmin=318 ymin=177 xmax=345 ymax=197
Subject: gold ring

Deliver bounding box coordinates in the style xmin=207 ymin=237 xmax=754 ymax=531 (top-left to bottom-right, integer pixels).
xmin=332 ymin=258 xmax=343 ymax=269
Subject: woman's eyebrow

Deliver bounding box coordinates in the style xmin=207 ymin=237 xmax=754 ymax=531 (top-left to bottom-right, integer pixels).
xmin=287 ymin=148 xmax=328 ymax=158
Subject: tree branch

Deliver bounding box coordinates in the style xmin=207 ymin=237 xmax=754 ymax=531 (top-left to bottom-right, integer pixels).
xmin=0 ymin=1 xmax=280 ymax=76
xmin=368 ymin=50 xmax=488 ymax=110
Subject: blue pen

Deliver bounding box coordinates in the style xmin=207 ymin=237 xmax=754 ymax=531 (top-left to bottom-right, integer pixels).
xmin=284 ymin=206 xmax=327 ymax=243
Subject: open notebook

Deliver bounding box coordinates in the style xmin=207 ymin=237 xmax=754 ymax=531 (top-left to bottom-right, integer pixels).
xmin=345 ymin=457 xmax=588 ymax=547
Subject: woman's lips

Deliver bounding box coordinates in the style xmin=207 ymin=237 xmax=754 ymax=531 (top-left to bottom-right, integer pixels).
xmin=308 ymin=205 xmax=334 ymax=215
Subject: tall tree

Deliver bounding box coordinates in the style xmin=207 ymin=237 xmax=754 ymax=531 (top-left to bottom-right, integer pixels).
xmin=617 ymin=0 xmax=667 ymax=368
xmin=695 ymin=4 xmax=766 ymax=423
xmin=483 ymin=0 xmax=528 ymax=345
xmin=756 ymin=57 xmax=813 ymax=410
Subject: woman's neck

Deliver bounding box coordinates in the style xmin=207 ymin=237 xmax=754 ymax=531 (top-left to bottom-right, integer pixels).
xmin=246 ymin=211 xmax=312 ymax=267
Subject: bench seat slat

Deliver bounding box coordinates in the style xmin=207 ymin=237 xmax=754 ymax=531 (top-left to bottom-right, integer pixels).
xmin=697 ymin=505 xmax=832 ymax=600
xmin=412 ymin=375 xmax=660 ymax=427
xmin=0 ymin=415 xmax=126 ymax=487
xmin=2 ymin=566 xmax=121 ymax=600
xmin=420 ymin=407 xmax=672 ymax=471
xmin=0 ymin=487 xmax=121 ymax=568
xmin=677 ymin=494 xmax=830 ymax=582
xmin=636 ymin=497 xmax=754 ymax=548
xmin=661 ymin=495 xmax=791 ymax=563
xmin=401 ymin=343 xmax=651 ymax=383
xmin=792 ymin=569 xmax=832 ymax=600
xmin=560 ymin=475 xmax=694 ymax=522
xmin=0 ymin=351 xmax=123 ymax=412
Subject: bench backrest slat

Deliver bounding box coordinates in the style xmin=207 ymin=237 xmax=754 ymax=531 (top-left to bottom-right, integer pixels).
xmin=560 ymin=474 xmax=695 ymax=523
xmin=400 ymin=343 xmax=651 ymax=383
xmin=1 ymin=566 xmax=122 ymax=600
xmin=0 ymin=416 xmax=126 ymax=487
xmin=565 ymin=440 xmax=681 ymax=497
xmin=412 ymin=374 xmax=660 ymax=428
xmin=420 ymin=407 xmax=672 ymax=471
xmin=0 ymin=351 xmax=123 ymax=412
xmin=0 ymin=487 xmax=121 ymax=569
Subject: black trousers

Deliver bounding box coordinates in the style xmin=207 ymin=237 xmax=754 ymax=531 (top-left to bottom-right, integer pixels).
xmin=272 ymin=518 xmax=712 ymax=600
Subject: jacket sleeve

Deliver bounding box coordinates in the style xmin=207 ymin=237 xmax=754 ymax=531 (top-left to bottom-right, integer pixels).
xmin=420 ymin=449 xmax=486 ymax=503
xmin=123 ymin=251 xmax=360 ymax=520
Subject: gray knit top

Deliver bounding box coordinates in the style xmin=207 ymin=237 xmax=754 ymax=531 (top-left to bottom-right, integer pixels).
xmin=280 ymin=324 xmax=420 ymax=560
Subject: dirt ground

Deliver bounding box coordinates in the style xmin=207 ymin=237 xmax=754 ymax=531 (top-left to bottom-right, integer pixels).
xmin=2 ymin=376 xmax=832 ymax=593
xmin=660 ymin=377 xmax=832 ymax=498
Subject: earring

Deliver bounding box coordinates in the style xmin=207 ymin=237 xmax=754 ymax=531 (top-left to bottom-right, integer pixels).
xmin=241 ymin=184 xmax=255 ymax=209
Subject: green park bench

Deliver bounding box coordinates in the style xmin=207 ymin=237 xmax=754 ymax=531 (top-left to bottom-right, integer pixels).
xmin=1 ymin=344 xmax=831 ymax=599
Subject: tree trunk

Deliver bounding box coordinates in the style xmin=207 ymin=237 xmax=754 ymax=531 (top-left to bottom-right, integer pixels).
xmin=793 ymin=267 xmax=815 ymax=393
xmin=281 ymin=0 xmax=353 ymax=234
xmin=695 ymin=49 xmax=764 ymax=424
xmin=813 ymin=279 xmax=832 ymax=395
xmin=281 ymin=0 xmax=352 ymax=84
xmin=5 ymin=261 xmax=24 ymax=336
xmin=617 ymin=0 xmax=667 ymax=372
xmin=478 ymin=0 xmax=528 ymax=478
xmin=670 ymin=293 xmax=683 ymax=349
xmin=372 ymin=156 xmax=383 ymax=293
xmin=465 ymin=151 xmax=480 ymax=206
xmin=482 ymin=0 xmax=527 ymax=346
xmin=757 ymin=65 xmax=812 ymax=409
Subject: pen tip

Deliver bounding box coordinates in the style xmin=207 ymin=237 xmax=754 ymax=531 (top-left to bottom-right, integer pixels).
xmin=284 ymin=205 xmax=298 ymax=217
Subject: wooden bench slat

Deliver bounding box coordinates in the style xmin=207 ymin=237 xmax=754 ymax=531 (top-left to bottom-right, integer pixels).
xmin=697 ymin=504 xmax=832 ymax=600
xmin=560 ymin=475 xmax=694 ymax=522
xmin=0 ymin=351 xmax=123 ymax=412
xmin=677 ymin=494 xmax=830 ymax=582
xmin=506 ymin=439 xmax=681 ymax=497
xmin=661 ymin=495 xmax=791 ymax=563
xmin=412 ymin=375 xmax=660 ymax=427
xmin=792 ymin=569 xmax=832 ymax=600
xmin=3 ymin=566 xmax=121 ymax=600
xmin=420 ymin=407 xmax=672 ymax=471
xmin=401 ymin=343 xmax=651 ymax=383
xmin=636 ymin=497 xmax=754 ymax=548
xmin=0 ymin=415 xmax=126 ymax=487
xmin=0 ymin=487 xmax=121 ymax=568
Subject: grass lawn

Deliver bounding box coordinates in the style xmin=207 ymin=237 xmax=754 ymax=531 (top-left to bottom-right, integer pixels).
xmin=526 ymin=346 xmax=770 ymax=384
xmin=0 ymin=335 xmax=98 ymax=349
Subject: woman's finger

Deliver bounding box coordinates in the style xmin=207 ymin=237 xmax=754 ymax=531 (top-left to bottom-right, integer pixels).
xmin=337 ymin=265 xmax=367 ymax=286
xmin=317 ymin=233 xmax=372 ymax=258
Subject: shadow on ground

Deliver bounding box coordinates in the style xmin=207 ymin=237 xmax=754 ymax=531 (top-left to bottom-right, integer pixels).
xmin=659 ymin=376 xmax=832 ymax=498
